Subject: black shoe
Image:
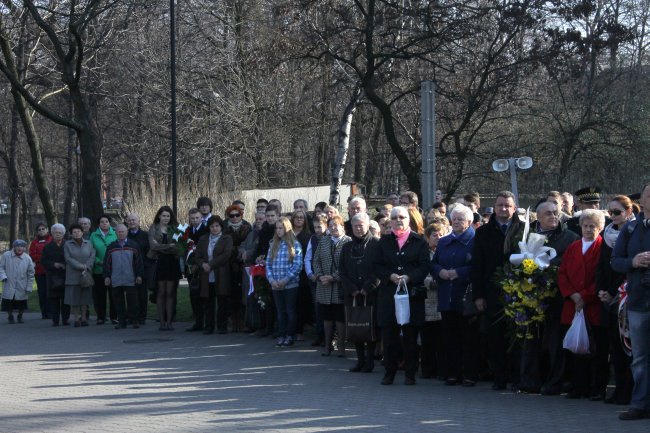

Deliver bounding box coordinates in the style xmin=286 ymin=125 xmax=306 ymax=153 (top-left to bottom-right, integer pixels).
xmin=80 ymin=321 xmax=89 ymax=327
xmin=217 ymin=328 xmax=227 ymax=334
xmin=619 ymin=409 xmax=650 ymax=420
xmin=17 ymin=313 xmax=23 ymax=323
xmin=349 ymin=364 xmax=363 ymax=372
xmin=566 ymin=391 xmax=583 ymax=399
xmin=589 ymin=393 xmax=606 ymax=402
xmin=52 ymin=322 xmax=60 ymax=327
xmin=361 ymin=363 xmax=374 ymax=373
xmin=186 ymin=325 xmax=203 ymax=332
xmin=132 ymin=323 xmax=140 ymax=329
xmin=381 ymin=374 xmax=395 ymax=385
xmin=462 ymin=379 xmax=477 ymax=387
xmin=492 ymin=382 xmax=506 ymax=391
xmin=96 ymin=319 xmax=105 ymax=325
xmin=311 ymin=338 xmax=324 ymax=347
xmin=62 ymin=321 xmax=70 ymax=326
xmin=404 ymin=377 xmax=416 ymax=385
xmin=203 ymin=329 xmax=215 ymax=335
xmin=74 ymin=320 xmax=81 ymax=328
xmin=445 ymin=378 xmax=459 ymax=386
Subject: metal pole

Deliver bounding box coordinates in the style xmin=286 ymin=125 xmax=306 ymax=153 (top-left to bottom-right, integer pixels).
xmin=509 ymin=157 xmax=519 ymax=206
xmin=420 ymin=81 xmax=436 ymax=210
xmin=170 ymin=0 xmax=178 ymax=216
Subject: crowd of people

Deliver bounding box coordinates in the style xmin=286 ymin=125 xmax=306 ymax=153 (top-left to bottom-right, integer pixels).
xmin=1 ymin=184 xmax=649 ymax=421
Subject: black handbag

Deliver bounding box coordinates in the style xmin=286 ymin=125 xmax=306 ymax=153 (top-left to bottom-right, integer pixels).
xmin=346 ymin=295 xmax=376 ymax=342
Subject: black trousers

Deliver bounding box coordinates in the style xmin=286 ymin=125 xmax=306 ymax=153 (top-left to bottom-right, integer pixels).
xmin=562 ymin=324 xmax=609 ymax=396
xmin=188 ymin=278 xmax=202 ymax=328
xmin=441 ymin=311 xmax=480 ymax=381
xmin=49 ymin=294 xmax=70 ymax=325
xmin=111 ymin=286 xmax=139 ymax=325
xmin=35 ymin=274 xmax=49 ymax=318
xmin=216 ymin=294 xmax=230 ymax=332
xmin=607 ymin=308 xmax=633 ymax=399
xmin=541 ymin=298 xmax=566 ymax=392
xmin=382 ymin=324 xmax=419 ymax=379
xmin=520 ymin=333 xmax=543 ymax=390
xmin=93 ymin=274 xmax=116 ymax=321
xmin=487 ymin=312 xmax=511 ymax=386
xmin=419 ymin=320 xmax=443 ymax=378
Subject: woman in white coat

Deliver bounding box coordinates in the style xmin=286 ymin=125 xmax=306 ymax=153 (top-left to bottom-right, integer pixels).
xmin=0 ymin=240 xmax=35 ymax=324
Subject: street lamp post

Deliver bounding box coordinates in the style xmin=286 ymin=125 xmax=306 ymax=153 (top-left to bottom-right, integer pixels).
xmin=492 ymin=156 xmax=533 ymax=205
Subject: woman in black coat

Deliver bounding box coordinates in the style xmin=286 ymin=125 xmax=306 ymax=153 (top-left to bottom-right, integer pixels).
xmin=41 ymin=224 xmax=70 ymax=326
xmin=373 ymin=206 xmax=430 ymax=385
xmin=340 ymin=213 xmax=380 ymax=373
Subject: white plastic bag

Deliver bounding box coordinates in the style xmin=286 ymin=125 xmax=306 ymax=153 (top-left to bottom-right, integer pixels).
xmin=394 ymin=279 xmax=410 ymax=325
xmin=562 ymin=310 xmax=590 ymax=355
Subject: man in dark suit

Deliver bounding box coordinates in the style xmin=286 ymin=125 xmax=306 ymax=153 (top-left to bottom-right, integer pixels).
xmin=126 ymin=213 xmax=154 ymax=325
xmin=471 ymin=190 xmax=525 ymax=390
xmin=185 ymin=208 xmax=208 ymax=331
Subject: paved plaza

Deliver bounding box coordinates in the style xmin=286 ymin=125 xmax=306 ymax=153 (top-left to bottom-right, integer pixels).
xmin=1 ymin=312 xmax=648 ymax=433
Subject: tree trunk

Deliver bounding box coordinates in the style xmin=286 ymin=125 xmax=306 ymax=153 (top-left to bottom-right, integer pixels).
xmin=5 ymin=107 xmax=21 ymax=243
xmin=364 ymin=85 xmax=421 ymax=198
xmin=329 ymin=86 xmax=363 ymax=205
xmin=0 ymin=26 xmax=57 ymax=226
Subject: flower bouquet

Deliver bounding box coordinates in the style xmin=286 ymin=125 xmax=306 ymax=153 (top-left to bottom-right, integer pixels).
xmin=171 ymin=223 xmax=196 ymax=258
xmin=496 ymin=209 xmax=558 ymax=339
xmin=249 ymin=264 xmax=271 ymax=310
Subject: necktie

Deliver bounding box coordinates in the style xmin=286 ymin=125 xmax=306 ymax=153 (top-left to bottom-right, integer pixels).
xmin=501 ymin=224 xmax=508 ymax=234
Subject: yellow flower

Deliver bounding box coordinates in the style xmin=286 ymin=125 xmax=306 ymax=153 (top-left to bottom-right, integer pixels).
xmin=521 ymin=258 xmax=539 ymax=275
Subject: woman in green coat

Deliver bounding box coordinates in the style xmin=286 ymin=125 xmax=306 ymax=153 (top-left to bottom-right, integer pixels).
xmin=89 ymin=214 xmax=117 ymax=324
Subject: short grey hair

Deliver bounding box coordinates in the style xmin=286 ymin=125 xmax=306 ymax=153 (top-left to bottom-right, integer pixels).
xmin=115 ymin=224 xmax=128 ymax=231
xmin=351 ymin=213 xmax=370 ymax=224
xmin=536 ymin=201 xmax=557 ymax=214
xmin=579 ymin=209 xmax=606 ymax=228
xmin=450 ymin=204 xmax=473 ymax=222
xmin=349 ymin=196 xmax=367 ymax=209
xmin=51 ymin=223 xmax=66 ymax=234
xmin=390 ymin=206 xmax=409 ymax=221
xmin=78 ymin=217 xmax=91 ymax=224
xmin=294 ymin=199 xmax=308 ymax=209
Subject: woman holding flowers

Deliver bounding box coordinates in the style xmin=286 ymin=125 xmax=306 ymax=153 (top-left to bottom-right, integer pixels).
xmin=265 ymin=216 xmax=303 ymax=347
xmin=431 ymin=204 xmax=478 ymax=386
xmin=558 ymin=208 xmax=608 ymax=400
xmin=149 ymin=206 xmax=181 ymax=330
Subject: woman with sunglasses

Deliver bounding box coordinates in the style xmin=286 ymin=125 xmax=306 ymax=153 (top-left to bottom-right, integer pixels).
xmin=224 ymin=204 xmax=252 ymax=332
xmin=596 ymin=195 xmax=636 ymax=404
xmin=373 ymin=206 xmax=430 ymax=385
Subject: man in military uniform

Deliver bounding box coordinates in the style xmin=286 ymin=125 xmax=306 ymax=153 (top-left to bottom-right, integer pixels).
xmin=566 ymin=186 xmax=610 ymax=236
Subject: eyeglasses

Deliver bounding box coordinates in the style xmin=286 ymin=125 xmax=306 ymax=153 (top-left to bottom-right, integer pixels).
xmin=608 ymin=209 xmax=623 ymax=216
xmin=391 ymin=215 xmax=408 ymax=220
xmin=229 ymin=214 xmax=241 ymax=218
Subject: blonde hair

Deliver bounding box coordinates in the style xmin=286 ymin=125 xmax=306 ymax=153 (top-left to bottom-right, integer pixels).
xmin=269 ymin=216 xmax=297 ymax=262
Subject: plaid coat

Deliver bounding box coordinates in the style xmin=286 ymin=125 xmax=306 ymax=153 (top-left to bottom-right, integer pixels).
xmin=314 ymin=235 xmax=352 ymax=305
xmin=265 ymin=240 xmax=303 ymax=290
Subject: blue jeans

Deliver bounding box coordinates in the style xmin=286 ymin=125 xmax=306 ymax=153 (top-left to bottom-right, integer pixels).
xmin=628 ymin=310 xmax=650 ymax=410
xmin=273 ymin=287 xmax=298 ymax=338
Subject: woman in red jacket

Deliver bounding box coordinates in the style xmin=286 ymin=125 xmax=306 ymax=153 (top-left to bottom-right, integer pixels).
xmin=29 ymin=223 xmax=52 ymax=319
xmin=558 ymin=209 xmax=608 ymax=400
